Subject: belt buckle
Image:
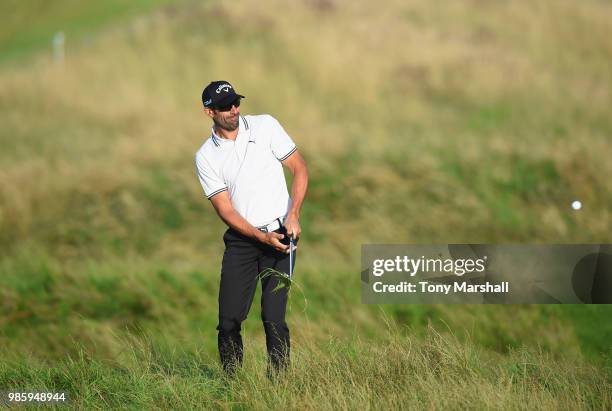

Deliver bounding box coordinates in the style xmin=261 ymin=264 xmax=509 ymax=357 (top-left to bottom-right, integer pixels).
xmin=258 ymin=218 xmax=283 ymax=233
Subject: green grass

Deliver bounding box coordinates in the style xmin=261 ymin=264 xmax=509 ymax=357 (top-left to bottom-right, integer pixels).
xmin=1 ymin=327 xmax=610 ymax=410
xmin=0 ymin=0 xmax=611 ymax=409
xmin=550 ymin=305 xmax=612 ymax=366
xmin=0 ymin=0 xmax=184 ymax=63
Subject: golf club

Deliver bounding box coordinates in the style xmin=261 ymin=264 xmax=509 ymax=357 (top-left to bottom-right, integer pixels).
xmin=289 ymin=237 xmax=294 ymax=280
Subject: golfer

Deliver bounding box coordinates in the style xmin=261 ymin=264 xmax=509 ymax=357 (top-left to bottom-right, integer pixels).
xmin=195 ymin=81 xmax=308 ymax=375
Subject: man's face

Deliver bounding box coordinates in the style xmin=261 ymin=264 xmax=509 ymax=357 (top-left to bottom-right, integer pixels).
xmin=209 ymin=99 xmax=240 ymax=132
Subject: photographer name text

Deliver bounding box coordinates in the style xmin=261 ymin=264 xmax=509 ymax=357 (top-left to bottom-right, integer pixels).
xmin=372 ymin=280 xmax=509 ymax=294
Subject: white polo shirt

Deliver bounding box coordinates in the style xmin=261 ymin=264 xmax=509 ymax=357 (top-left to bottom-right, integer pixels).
xmin=195 ymin=114 xmax=297 ymax=227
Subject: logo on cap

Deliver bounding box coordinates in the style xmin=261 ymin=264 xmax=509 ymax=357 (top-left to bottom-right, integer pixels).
xmin=216 ymin=84 xmax=232 ymax=94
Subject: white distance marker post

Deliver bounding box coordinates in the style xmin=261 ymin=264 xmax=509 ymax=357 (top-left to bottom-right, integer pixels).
xmin=571 ymin=200 xmax=582 ymax=210
xmin=53 ymin=31 xmax=65 ymax=64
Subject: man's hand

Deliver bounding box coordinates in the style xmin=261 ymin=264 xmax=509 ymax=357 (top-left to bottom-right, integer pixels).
xmin=283 ymin=214 xmax=301 ymax=240
xmin=259 ymin=231 xmax=290 ymax=253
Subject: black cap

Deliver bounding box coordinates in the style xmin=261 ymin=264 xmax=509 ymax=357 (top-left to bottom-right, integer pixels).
xmin=201 ymin=80 xmax=245 ymax=108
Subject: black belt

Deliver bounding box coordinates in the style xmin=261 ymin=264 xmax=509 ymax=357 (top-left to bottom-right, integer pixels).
xmin=256 ymin=218 xmax=283 ymax=233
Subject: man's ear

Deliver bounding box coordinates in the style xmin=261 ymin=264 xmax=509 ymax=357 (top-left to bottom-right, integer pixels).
xmin=203 ymin=107 xmax=215 ymax=118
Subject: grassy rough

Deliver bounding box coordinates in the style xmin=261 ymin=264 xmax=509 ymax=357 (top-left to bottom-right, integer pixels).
xmin=1 ymin=327 xmax=610 ymax=410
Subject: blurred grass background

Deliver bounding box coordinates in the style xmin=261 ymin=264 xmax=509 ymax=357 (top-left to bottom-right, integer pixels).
xmin=0 ymin=0 xmax=611 ymax=409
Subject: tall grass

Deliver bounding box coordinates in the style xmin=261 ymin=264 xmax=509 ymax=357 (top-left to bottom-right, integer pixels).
xmin=1 ymin=325 xmax=609 ymax=410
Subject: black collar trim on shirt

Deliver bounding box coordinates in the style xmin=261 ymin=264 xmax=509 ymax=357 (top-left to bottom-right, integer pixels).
xmin=241 ymin=116 xmax=249 ymax=130
xmin=211 ymin=127 xmax=222 ymax=147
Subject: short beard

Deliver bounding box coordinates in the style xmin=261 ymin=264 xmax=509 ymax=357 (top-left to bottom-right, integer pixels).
xmin=213 ymin=115 xmax=239 ymax=132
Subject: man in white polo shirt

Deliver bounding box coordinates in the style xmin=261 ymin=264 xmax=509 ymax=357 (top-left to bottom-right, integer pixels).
xmin=195 ymin=80 xmax=309 ymax=375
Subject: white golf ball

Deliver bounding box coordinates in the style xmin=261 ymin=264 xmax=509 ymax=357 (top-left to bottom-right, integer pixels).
xmin=571 ymin=200 xmax=582 ymax=210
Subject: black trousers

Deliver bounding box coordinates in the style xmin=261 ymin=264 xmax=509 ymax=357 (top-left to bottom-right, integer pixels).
xmin=217 ymin=227 xmax=296 ymax=374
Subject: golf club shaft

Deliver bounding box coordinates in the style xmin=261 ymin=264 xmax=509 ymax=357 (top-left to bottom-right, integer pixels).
xmin=289 ymin=238 xmax=294 ymax=279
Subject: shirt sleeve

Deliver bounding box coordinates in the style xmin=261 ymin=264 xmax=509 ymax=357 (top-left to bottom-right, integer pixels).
xmin=267 ymin=115 xmax=297 ymax=161
xmin=195 ymin=152 xmax=227 ymax=199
